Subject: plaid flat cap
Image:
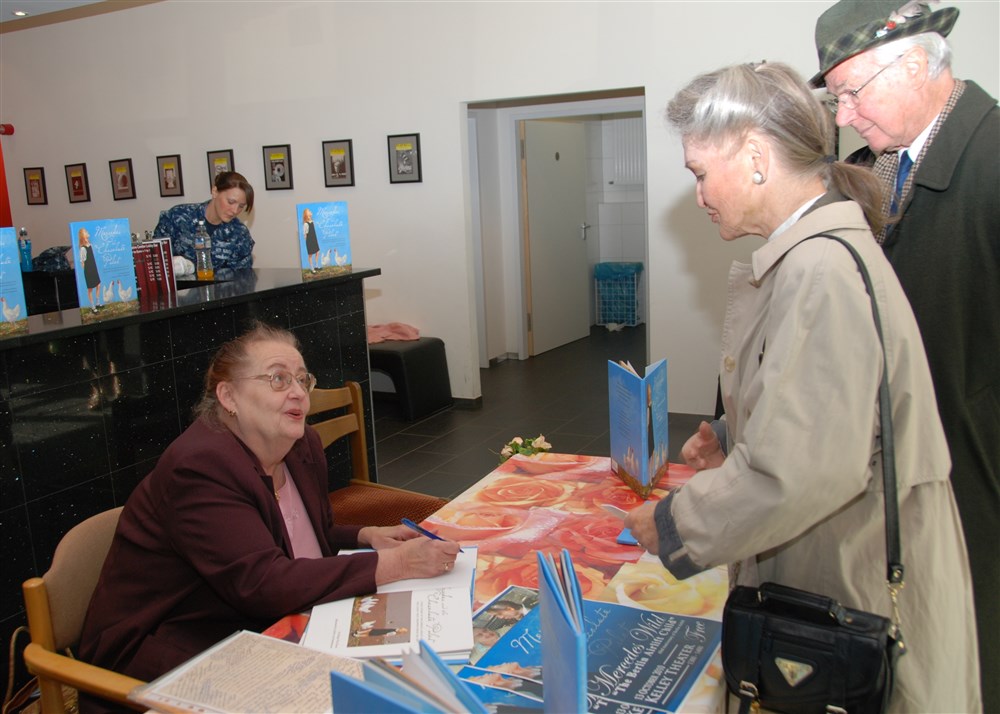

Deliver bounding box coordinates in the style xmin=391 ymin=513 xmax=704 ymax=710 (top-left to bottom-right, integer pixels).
xmin=811 ymin=0 xmax=959 ymax=87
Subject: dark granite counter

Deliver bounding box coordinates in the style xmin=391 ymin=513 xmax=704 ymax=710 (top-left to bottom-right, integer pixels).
xmin=0 ymin=267 xmax=381 ymax=645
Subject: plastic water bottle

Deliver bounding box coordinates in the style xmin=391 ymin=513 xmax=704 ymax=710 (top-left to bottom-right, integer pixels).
xmin=18 ymin=227 xmax=32 ymax=272
xmin=194 ymin=221 xmax=214 ymax=280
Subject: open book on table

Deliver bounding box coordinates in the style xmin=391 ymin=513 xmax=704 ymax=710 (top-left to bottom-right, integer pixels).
xmin=300 ymin=547 xmax=478 ymax=663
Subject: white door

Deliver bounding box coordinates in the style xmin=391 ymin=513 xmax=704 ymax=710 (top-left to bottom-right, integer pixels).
xmin=521 ymin=119 xmax=590 ymax=356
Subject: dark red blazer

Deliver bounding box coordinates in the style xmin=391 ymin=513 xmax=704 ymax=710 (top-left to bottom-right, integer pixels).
xmin=78 ymin=417 xmax=378 ymax=681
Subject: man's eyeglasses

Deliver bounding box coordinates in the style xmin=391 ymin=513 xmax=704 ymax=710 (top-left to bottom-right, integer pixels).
xmin=240 ymin=371 xmax=317 ymax=392
xmin=824 ymin=54 xmax=903 ymax=114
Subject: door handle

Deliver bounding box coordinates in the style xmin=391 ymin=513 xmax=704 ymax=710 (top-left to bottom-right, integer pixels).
xmin=580 ymin=223 xmax=591 ymax=241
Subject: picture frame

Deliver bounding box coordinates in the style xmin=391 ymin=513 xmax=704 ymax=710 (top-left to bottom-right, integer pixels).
xmin=109 ymin=158 xmax=136 ymax=200
xmin=24 ymin=167 xmax=48 ymax=205
xmin=64 ymin=163 xmax=91 ymax=203
xmin=156 ymin=154 xmax=184 ymax=198
xmin=322 ymin=139 xmax=355 ymax=187
xmin=387 ymin=133 xmax=422 ymax=184
xmin=206 ymin=149 xmax=234 ymax=183
xmin=262 ymin=144 xmax=293 ymax=190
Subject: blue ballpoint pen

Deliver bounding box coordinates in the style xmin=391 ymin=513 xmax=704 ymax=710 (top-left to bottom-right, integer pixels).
xmin=401 ymin=518 xmax=464 ymax=552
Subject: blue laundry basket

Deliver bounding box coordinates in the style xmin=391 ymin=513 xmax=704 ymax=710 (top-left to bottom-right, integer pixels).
xmin=594 ymin=262 xmax=643 ymax=326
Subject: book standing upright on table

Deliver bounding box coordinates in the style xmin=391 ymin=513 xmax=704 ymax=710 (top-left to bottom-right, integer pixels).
xmin=458 ymin=549 xmax=723 ymax=713
xmin=608 ymin=359 xmax=669 ymax=497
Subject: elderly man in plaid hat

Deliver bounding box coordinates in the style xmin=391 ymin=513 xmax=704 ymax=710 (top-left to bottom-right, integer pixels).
xmin=813 ymin=1 xmax=998 ymax=705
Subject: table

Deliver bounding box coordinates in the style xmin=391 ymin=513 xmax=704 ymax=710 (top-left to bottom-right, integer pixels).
xmin=268 ymin=453 xmax=728 ymax=711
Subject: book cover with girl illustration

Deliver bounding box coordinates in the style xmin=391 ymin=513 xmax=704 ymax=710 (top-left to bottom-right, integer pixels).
xmin=296 ymin=201 xmax=351 ymax=280
xmin=70 ymin=218 xmax=139 ymax=323
xmin=0 ymin=227 xmax=29 ymax=337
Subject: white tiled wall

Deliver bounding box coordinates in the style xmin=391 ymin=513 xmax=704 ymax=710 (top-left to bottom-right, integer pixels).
xmin=586 ymin=117 xmax=647 ymax=325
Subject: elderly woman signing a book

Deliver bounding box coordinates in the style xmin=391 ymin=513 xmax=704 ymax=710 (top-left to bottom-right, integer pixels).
xmin=623 ymin=62 xmax=979 ymax=711
xmin=78 ymin=323 xmax=458 ymax=702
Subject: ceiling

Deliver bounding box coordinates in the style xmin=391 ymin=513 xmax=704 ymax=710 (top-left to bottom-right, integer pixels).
xmin=1 ymin=0 xmax=98 ymax=23
xmin=0 ymin=0 xmax=161 ymax=32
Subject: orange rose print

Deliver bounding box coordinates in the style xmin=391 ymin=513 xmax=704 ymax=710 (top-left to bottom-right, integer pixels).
xmin=474 ymin=475 xmax=574 ymax=509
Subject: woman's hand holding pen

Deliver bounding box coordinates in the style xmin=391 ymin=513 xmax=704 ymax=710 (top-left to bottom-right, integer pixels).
xmin=374 ymin=537 xmax=460 ymax=584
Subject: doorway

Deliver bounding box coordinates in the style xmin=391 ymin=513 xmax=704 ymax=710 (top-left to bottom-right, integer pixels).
xmin=467 ymin=90 xmax=647 ymax=365
xmin=521 ymin=118 xmax=589 ymax=356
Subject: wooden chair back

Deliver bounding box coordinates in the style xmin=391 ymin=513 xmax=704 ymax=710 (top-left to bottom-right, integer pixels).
xmin=21 ymin=506 xmax=145 ymax=712
xmin=308 ymin=380 xmax=369 ymax=483
xmin=308 ymin=380 xmax=448 ymax=526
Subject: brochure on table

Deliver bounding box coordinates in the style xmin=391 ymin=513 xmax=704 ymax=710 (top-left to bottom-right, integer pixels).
xmin=296 ymin=201 xmax=351 ymax=280
xmin=69 ymin=218 xmax=139 ymax=323
xmin=129 ymin=630 xmax=361 ymax=714
xmin=0 ymin=227 xmax=28 ymax=337
xmin=608 ymin=359 xmax=669 ymax=497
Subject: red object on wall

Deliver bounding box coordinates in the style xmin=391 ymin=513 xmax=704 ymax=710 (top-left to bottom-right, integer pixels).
xmin=0 ymin=139 xmax=12 ymax=228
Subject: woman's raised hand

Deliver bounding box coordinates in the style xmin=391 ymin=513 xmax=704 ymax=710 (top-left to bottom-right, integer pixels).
xmin=681 ymin=420 xmax=725 ymax=470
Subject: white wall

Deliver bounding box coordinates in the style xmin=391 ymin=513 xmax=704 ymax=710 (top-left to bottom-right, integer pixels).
xmin=2 ymin=1 xmax=997 ymax=413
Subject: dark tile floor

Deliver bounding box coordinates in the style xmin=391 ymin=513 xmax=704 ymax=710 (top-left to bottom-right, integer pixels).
xmin=371 ymin=325 xmax=710 ymax=499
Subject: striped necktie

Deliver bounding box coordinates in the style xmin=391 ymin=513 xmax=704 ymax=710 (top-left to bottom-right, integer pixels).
xmin=891 ymin=151 xmax=913 ymax=214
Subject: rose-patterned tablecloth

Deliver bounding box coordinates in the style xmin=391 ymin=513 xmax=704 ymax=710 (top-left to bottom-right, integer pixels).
xmin=425 ymin=453 xmax=728 ymax=620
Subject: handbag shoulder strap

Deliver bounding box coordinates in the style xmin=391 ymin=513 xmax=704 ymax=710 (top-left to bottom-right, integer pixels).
xmin=799 ymin=234 xmax=904 ymax=592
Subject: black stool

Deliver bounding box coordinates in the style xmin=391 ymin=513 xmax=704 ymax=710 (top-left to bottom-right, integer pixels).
xmin=369 ymin=337 xmax=453 ymax=421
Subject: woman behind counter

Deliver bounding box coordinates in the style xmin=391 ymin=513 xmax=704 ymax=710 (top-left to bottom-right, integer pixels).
xmin=79 ymin=323 xmax=458 ymax=694
xmin=623 ymin=62 xmax=979 ymax=712
xmin=154 ymin=171 xmax=255 ymax=273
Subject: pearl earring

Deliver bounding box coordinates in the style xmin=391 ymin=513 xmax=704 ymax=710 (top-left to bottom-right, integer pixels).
xmin=226 ymin=408 xmax=237 ymax=418
xmin=752 ymin=171 xmax=766 ymax=185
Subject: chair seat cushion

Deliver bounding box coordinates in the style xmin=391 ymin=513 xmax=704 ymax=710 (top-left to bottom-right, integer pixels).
xmin=328 ymin=484 xmax=448 ymax=527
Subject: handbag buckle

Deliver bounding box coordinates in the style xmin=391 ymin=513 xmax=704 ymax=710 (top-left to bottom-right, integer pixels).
xmin=738 ymin=681 xmax=760 ymax=712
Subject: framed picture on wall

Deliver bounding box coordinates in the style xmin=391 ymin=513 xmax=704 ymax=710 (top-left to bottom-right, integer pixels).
xmin=109 ymin=158 xmax=136 ymax=200
xmin=262 ymin=144 xmax=293 ymax=190
xmin=206 ymin=149 xmax=234 ymax=183
xmin=24 ymin=167 xmax=47 ymax=205
xmin=387 ymin=133 xmax=422 ymax=184
xmin=322 ymin=139 xmax=355 ymax=187
xmin=156 ymin=154 xmax=184 ymax=197
xmin=64 ymin=163 xmax=91 ymax=203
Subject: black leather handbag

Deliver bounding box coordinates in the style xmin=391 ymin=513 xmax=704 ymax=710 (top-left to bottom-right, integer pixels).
xmin=721 ymin=234 xmax=906 ymax=714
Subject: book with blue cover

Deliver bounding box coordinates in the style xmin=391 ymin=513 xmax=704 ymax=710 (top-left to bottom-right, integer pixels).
xmin=608 ymin=359 xmax=669 ymax=497
xmin=458 ymin=550 xmax=721 ymax=713
xmin=0 ymin=227 xmax=29 ymax=337
xmin=69 ymin=218 xmax=139 ymax=323
xmin=330 ymin=640 xmax=488 ymax=714
xmin=296 ymin=201 xmax=351 ymax=280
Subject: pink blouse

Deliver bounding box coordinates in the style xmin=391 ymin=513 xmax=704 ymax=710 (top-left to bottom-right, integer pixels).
xmin=276 ymin=464 xmax=323 ymax=559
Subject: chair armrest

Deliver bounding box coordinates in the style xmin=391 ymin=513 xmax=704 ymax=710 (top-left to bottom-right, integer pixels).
xmin=24 ymin=643 xmax=146 ymax=709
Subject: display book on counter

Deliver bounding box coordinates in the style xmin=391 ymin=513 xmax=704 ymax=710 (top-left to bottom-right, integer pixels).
xmin=0 ymin=227 xmax=29 ymax=338
xmin=608 ymin=358 xmax=669 ymax=497
xmin=457 ymin=549 xmax=722 ymax=713
xmin=296 ymin=200 xmax=352 ymax=281
xmin=69 ymin=218 xmax=141 ymax=322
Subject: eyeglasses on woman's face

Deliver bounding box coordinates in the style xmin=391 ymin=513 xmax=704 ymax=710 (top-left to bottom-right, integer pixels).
xmin=239 ymin=370 xmax=316 ymax=393
xmin=824 ymin=54 xmax=903 ymax=114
